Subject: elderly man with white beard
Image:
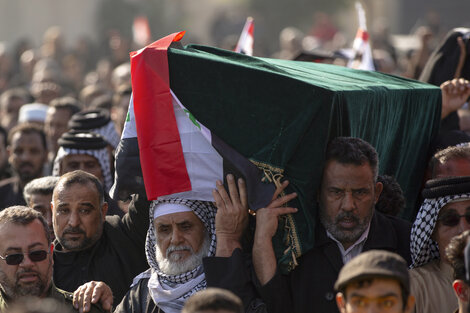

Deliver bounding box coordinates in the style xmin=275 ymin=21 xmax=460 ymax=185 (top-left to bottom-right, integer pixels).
xmin=117 ymin=198 xmax=218 ymax=313
xmin=73 ymin=174 xmax=268 ymax=313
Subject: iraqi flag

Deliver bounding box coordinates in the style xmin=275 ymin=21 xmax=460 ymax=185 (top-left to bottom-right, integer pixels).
xmin=347 ymin=2 xmax=375 ymax=71
xmin=234 ymin=17 xmax=254 ymax=56
xmin=112 ymin=31 xmax=441 ymax=272
xmin=111 ymin=32 xmax=274 ymax=210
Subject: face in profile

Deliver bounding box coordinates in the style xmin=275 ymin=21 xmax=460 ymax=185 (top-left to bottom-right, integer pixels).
xmin=336 ymin=278 xmax=414 ymax=313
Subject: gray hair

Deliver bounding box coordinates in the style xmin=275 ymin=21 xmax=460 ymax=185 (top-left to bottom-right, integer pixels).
xmin=23 ymin=176 xmax=59 ymax=204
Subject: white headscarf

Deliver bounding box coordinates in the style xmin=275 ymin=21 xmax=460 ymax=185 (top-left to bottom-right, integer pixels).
xmin=144 ymin=198 xmax=217 ymax=313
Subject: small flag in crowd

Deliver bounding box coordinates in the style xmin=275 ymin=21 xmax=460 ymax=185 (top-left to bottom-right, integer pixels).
xmin=348 ymin=2 xmax=375 ymax=71
xmin=235 ymin=17 xmax=254 ymax=55
xmin=133 ymin=16 xmax=152 ymax=47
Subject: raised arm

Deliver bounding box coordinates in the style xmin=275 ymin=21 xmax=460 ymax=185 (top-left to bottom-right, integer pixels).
xmin=252 ymin=180 xmax=297 ymax=285
xmin=440 ymin=78 xmax=470 ymax=119
xmin=212 ymin=174 xmax=249 ymax=257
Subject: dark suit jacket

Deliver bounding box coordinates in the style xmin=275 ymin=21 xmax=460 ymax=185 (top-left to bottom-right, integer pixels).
xmin=257 ymin=211 xmax=411 ymax=313
xmin=53 ymin=194 xmax=150 ymax=307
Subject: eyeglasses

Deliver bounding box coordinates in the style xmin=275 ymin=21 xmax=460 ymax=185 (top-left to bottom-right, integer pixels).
xmin=0 ymin=250 xmax=49 ymax=265
xmin=437 ymin=211 xmax=470 ymax=227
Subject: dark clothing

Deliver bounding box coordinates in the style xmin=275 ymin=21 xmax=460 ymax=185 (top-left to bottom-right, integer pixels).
xmin=0 ymin=176 xmax=26 ymax=210
xmin=53 ymin=194 xmax=150 ymax=306
xmin=114 ymin=277 xmax=161 ymax=313
xmin=204 ymin=249 xmax=266 ymax=313
xmin=0 ymin=164 xmax=12 ymax=181
xmin=0 ymin=283 xmax=103 ymax=312
xmin=105 ymin=193 xmax=124 ymax=217
xmin=256 ymin=211 xmax=411 ymax=313
xmin=115 ymin=249 xmax=265 ymax=313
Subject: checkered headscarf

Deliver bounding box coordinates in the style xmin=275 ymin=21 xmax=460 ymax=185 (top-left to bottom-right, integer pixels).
xmin=145 ymin=198 xmax=217 ymax=313
xmin=90 ymin=121 xmax=121 ymax=150
xmin=52 ymin=146 xmax=113 ymax=193
xmin=411 ymin=193 xmax=470 ymax=268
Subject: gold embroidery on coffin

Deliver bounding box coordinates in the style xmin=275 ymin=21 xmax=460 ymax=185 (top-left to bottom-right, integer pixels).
xmin=249 ymin=159 xmax=301 ymax=270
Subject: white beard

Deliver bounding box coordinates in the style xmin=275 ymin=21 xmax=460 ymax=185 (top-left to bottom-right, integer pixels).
xmin=155 ymin=233 xmax=211 ymax=275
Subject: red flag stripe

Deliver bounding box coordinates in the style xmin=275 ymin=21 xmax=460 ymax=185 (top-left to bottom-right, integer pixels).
xmin=355 ymin=28 xmax=369 ymax=42
xmin=130 ymin=31 xmax=191 ymax=200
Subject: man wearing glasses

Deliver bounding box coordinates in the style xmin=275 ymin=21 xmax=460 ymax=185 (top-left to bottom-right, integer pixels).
xmin=410 ymin=176 xmax=470 ymax=313
xmin=0 ymin=206 xmax=102 ymax=312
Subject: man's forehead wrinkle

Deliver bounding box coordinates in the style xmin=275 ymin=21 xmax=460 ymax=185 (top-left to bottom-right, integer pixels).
xmin=154 ymin=211 xmax=198 ymax=223
xmin=155 ymin=218 xmax=192 ymax=226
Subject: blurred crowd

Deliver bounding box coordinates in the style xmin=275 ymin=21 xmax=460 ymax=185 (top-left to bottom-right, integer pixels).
xmin=2 ymin=9 xmax=470 ymax=313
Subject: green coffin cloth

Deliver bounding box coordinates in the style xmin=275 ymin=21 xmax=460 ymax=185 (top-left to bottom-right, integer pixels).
xmin=166 ymin=44 xmax=441 ymax=272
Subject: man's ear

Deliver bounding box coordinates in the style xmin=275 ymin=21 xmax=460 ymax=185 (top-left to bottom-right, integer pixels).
xmin=7 ymin=145 xmax=12 ymax=163
xmin=404 ymin=295 xmax=415 ymax=313
xmin=453 ymin=280 xmax=469 ymax=302
xmin=101 ymin=202 xmax=108 ymax=221
xmin=374 ymin=181 xmax=383 ymax=203
xmin=336 ymin=292 xmax=347 ymax=313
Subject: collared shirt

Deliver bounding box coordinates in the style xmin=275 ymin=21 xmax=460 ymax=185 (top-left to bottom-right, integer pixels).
xmin=326 ymin=222 xmax=371 ymax=264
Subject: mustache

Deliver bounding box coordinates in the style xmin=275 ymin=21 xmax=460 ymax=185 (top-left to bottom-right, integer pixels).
xmin=166 ymin=245 xmax=193 ymax=255
xmin=19 ymin=162 xmax=34 ymax=168
xmin=17 ymin=269 xmax=39 ymax=278
xmin=63 ymin=227 xmax=86 ymax=235
xmin=335 ymin=211 xmax=359 ymax=224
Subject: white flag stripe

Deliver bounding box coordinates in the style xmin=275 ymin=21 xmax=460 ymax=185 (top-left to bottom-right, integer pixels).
xmin=347 ymin=2 xmax=375 ymax=71
xmin=158 ymin=92 xmax=223 ymax=202
xmin=171 ymin=89 xmax=213 ymax=141
xmin=122 ymin=94 xmax=137 ymax=139
xmin=356 ymin=2 xmax=367 ymax=32
xmin=235 ymin=17 xmax=254 ymax=56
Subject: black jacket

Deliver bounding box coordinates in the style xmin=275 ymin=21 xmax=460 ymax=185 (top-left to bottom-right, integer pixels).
xmin=53 ymin=194 xmax=150 ymax=306
xmin=114 ymin=276 xmax=161 ymax=313
xmin=0 ymin=176 xmax=26 ymax=210
xmin=256 ymin=211 xmax=411 ymax=313
xmin=115 ymin=249 xmax=265 ymax=313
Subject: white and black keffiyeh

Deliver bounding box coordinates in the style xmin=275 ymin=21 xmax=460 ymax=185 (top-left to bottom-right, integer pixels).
xmin=411 ymin=193 xmax=470 ymax=268
xmin=52 ymin=146 xmax=113 ymax=193
xmin=144 ymin=198 xmax=217 ymax=313
xmin=90 ymin=121 xmax=120 ymax=150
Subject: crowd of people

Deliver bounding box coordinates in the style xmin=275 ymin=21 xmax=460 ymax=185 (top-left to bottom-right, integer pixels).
xmin=1 ymin=14 xmax=470 ymax=313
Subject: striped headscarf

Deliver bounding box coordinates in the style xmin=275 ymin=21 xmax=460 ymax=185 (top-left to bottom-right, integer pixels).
xmin=411 ymin=176 xmax=470 ymax=268
xmin=53 ymin=146 xmax=113 ymax=193
xmin=145 ymin=198 xmax=217 ymax=313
